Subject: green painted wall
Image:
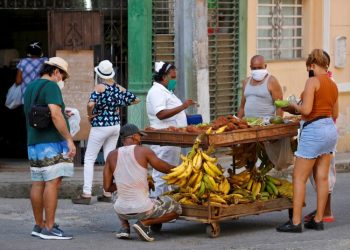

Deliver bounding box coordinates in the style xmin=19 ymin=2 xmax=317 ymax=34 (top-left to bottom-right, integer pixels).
xmin=127 ymin=0 xmax=152 ymax=128
xmin=238 ymin=1 xmax=248 ymax=104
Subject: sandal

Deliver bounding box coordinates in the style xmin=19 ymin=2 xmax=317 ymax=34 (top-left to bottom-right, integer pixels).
xmin=322 ymin=216 xmax=335 ymax=223
xmin=304 ymin=210 xmax=335 ymax=223
xmin=71 ymin=194 xmax=91 ymax=205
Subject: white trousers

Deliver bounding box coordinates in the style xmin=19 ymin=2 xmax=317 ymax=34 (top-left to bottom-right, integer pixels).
xmin=83 ymin=125 xmax=120 ymax=195
xmin=149 ymin=145 xmax=181 ymax=198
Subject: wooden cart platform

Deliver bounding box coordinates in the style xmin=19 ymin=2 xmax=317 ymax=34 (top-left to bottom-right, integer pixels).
xmin=178 ymin=198 xmax=293 ymax=237
xmin=141 ymin=122 xmax=299 ymax=147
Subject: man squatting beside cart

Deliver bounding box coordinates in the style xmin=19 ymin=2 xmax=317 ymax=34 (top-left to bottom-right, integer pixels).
xmin=103 ymin=124 xmax=182 ymax=242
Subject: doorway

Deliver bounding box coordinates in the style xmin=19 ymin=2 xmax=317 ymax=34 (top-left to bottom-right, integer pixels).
xmin=0 ymin=10 xmax=47 ymax=158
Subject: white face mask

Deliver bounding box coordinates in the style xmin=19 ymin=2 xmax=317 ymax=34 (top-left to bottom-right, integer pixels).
xmin=57 ymin=80 xmax=65 ymax=90
xmin=251 ymin=69 xmax=268 ymax=81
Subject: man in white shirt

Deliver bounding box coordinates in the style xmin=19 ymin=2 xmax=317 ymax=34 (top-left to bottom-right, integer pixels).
xmin=146 ymin=61 xmax=196 ymax=197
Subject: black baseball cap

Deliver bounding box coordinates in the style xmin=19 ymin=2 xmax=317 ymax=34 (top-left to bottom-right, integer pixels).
xmin=120 ymin=124 xmax=147 ymax=138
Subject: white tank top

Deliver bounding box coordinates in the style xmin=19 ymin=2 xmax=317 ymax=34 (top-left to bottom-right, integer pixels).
xmin=244 ymin=75 xmax=276 ymax=117
xmin=113 ymin=145 xmax=154 ymax=214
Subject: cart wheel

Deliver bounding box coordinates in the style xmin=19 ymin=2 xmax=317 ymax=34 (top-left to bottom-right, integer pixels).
xmin=150 ymin=223 xmax=162 ymax=232
xmin=206 ymin=222 xmax=220 ymax=238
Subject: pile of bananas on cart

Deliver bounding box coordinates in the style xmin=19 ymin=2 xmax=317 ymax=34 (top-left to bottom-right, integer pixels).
xmin=162 ymin=135 xmax=293 ymax=207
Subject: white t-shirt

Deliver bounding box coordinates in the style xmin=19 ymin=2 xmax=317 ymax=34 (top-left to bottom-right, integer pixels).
xmin=146 ymin=82 xmax=187 ymax=129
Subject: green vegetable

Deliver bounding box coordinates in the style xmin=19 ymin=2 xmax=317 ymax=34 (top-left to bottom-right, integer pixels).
xmin=274 ymin=100 xmax=290 ymax=108
xmin=269 ymin=116 xmax=284 ymax=124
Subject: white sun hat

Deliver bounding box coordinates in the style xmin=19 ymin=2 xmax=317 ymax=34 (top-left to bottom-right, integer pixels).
xmin=94 ymin=60 xmax=115 ymax=79
xmin=45 ymin=57 xmax=70 ymax=78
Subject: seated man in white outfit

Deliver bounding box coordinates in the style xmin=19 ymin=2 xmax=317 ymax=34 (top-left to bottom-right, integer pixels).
xmin=103 ymin=124 xmax=182 ymax=242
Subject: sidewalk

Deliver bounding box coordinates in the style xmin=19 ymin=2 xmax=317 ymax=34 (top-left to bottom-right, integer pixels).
xmin=0 ymin=152 xmax=349 ymax=198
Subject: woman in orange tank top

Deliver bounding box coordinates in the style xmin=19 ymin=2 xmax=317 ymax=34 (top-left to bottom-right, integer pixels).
xmin=276 ymin=49 xmax=338 ymax=233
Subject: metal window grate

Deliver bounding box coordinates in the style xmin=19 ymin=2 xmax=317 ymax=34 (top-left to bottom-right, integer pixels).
xmin=208 ymin=0 xmax=240 ymax=121
xmin=152 ymin=0 xmax=175 ymax=68
xmin=257 ymin=0 xmax=302 ymax=60
xmin=0 ymin=0 xmax=126 ymax=10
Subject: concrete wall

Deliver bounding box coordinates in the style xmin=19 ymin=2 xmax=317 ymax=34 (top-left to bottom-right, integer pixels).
xmin=246 ymin=0 xmax=350 ymax=152
xmin=329 ymin=0 xmax=350 ymax=152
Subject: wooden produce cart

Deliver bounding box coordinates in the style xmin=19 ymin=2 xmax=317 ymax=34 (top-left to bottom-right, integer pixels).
xmin=141 ymin=122 xmax=299 ymax=237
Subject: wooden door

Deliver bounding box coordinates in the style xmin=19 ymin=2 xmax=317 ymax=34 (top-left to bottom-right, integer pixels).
xmin=48 ymin=11 xmax=102 ymax=56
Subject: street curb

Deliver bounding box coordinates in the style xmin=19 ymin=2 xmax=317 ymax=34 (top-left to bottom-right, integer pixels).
xmin=0 ymin=162 xmax=349 ymax=199
xmin=0 ymin=182 xmax=104 ymax=199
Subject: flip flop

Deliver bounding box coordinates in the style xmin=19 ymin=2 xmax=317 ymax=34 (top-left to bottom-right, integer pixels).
xmin=322 ymin=216 xmax=335 ymax=223
xmin=304 ymin=210 xmax=335 ymax=223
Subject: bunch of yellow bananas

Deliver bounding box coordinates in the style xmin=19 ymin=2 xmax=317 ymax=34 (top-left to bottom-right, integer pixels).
xmin=163 ymin=136 xmax=232 ymax=206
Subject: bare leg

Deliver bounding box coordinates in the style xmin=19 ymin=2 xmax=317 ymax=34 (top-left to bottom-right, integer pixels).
xmin=314 ymin=154 xmax=331 ymax=222
xmin=43 ymin=177 xmax=62 ymax=230
xmin=141 ymin=212 xmax=179 ymax=226
xmin=324 ymin=193 xmax=332 ymax=217
xmin=118 ymin=215 xmax=130 ymax=229
xmin=292 ymin=157 xmax=316 ymax=225
xmin=31 ymin=181 xmax=45 ymax=228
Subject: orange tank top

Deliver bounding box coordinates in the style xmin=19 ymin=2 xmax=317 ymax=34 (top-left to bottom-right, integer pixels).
xmin=301 ymin=74 xmax=338 ymax=121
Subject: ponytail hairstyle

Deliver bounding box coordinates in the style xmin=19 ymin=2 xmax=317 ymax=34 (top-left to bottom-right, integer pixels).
xmin=306 ymin=49 xmax=329 ymax=70
xmin=153 ymin=61 xmax=176 ymax=83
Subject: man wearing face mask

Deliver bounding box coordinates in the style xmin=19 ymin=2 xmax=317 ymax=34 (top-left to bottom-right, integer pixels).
xmin=23 ymin=57 xmax=76 ymax=240
xmin=237 ymin=55 xmax=283 ymax=119
xmin=146 ymin=61 xmax=196 ymax=197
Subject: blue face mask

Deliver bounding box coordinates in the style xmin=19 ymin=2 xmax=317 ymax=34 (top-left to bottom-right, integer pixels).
xmin=167 ymin=79 xmax=177 ymax=91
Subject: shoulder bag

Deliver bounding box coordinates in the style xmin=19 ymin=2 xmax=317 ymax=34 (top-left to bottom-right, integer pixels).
xmin=28 ymin=81 xmax=52 ymax=129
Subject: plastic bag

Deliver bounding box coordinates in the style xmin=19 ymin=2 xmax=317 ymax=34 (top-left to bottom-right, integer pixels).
xmin=66 ymin=107 xmax=81 ymax=137
xmin=263 ymin=137 xmax=294 ymax=171
xmin=5 ymin=83 xmax=22 ymax=109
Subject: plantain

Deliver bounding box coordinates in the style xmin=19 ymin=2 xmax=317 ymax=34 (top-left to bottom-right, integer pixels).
xmin=194 ymin=150 xmax=203 ymax=170
xmin=201 ymin=151 xmax=217 ymax=163
xmin=206 ymin=161 xmax=223 ymax=176
xmin=247 ymin=178 xmax=254 ymax=191
xmin=266 ymin=180 xmax=279 ymax=196
xmin=196 ymin=181 xmax=206 ymax=197
xmin=205 ymin=126 xmax=213 ymax=135
xmin=166 ymin=177 xmax=180 ymax=185
xmin=203 ymin=174 xmax=218 ymax=192
xmin=175 ymin=177 xmax=188 ymax=188
xmin=209 ymin=193 xmax=227 ymax=204
xmin=266 ymin=175 xmax=282 ymax=186
xmin=203 ymin=162 xmax=217 ymax=178
xmin=215 ymin=125 xmax=227 ymax=134
xmin=192 ymin=152 xmax=199 ymax=169
xmin=171 ymin=193 xmax=183 ymax=202
xmin=179 ymin=197 xmax=197 ymax=205
xmin=221 ymin=178 xmax=230 ymax=195
xmin=252 ymin=181 xmax=261 ymax=198
xmin=162 ymin=161 xmax=187 ymax=180
xmin=177 ymin=160 xmax=193 ymax=179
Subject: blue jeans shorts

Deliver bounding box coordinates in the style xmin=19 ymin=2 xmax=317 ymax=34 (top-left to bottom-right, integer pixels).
xmin=295 ymin=118 xmax=338 ymax=159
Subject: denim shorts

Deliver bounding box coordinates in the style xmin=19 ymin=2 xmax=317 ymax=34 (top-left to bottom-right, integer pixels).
xmin=295 ymin=118 xmax=337 ymax=159
xmin=28 ymin=141 xmax=74 ymax=182
xmin=117 ymin=196 xmax=182 ymax=221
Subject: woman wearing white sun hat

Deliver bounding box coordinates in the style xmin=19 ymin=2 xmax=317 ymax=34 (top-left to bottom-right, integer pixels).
xmin=72 ymin=60 xmax=140 ymax=204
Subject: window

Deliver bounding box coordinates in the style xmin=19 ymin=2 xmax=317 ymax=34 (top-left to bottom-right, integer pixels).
xmin=208 ymin=0 xmax=241 ymax=120
xmin=152 ymin=0 xmax=175 ymax=66
xmin=257 ymin=0 xmax=302 ymax=60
